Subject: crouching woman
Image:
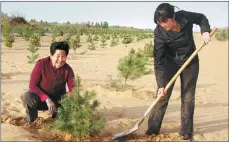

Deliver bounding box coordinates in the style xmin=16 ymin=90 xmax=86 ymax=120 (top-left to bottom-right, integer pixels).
xmin=21 ymin=41 xmax=75 ymax=123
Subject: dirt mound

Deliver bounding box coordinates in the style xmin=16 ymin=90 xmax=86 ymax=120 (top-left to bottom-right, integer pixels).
xmin=88 ymin=84 xmax=156 ymax=101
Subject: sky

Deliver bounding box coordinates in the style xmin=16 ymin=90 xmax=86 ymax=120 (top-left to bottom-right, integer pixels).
xmin=1 ymin=1 xmax=228 ymax=31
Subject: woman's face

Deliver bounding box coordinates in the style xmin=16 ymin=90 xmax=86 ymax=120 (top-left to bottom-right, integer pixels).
xmin=51 ymin=49 xmax=67 ymax=69
xmin=158 ymin=18 xmax=175 ymax=31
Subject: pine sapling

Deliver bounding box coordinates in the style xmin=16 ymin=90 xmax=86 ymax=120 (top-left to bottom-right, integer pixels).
xmin=70 ymin=34 xmax=81 ymax=54
xmin=2 ymin=20 xmax=11 ymax=37
xmin=215 ymin=28 xmax=228 ymax=41
xmin=117 ymin=48 xmax=150 ymax=91
xmin=22 ymin=25 xmax=33 ymax=41
xmin=51 ymin=25 xmax=59 ymax=43
xmin=63 ymin=33 xmax=71 ymax=45
xmin=105 ymin=35 xmax=110 ymax=40
xmin=122 ymin=35 xmax=133 ymax=44
xmin=110 ymin=34 xmax=119 ymax=47
xmin=87 ymin=34 xmax=93 ymax=43
xmin=143 ymin=40 xmax=154 ymax=58
xmin=2 ymin=20 xmax=15 ymax=49
xmin=93 ymin=34 xmax=99 ymax=41
xmin=3 ymin=34 xmax=15 ymax=50
xmin=27 ymin=33 xmax=41 ymax=64
xmin=88 ymin=38 xmax=96 ymax=50
xmin=52 ymin=35 xmax=56 ymax=43
xmin=100 ymin=35 xmax=107 ymax=48
xmin=49 ymin=76 xmax=105 ymax=141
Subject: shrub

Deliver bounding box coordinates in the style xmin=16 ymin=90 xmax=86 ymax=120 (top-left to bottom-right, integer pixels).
xmin=93 ymin=35 xmax=99 ymax=41
xmin=122 ymin=35 xmax=133 ymax=44
xmin=2 ymin=20 xmax=15 ymax=49
xmin=88 ymin=40 xmax=96 ymax=50
xmin=35 ymin=26 xmax=46 ymax=36
xmin=100 ymin=35 xmax=107 ymax=48
xmin=51 ymin=25 xmax=62 ymax=43
xmin=117 ymin=48 xmax=150 ymax=91
xmin=3 ymin=34 xmax=15 ymax=49
xmin=49 ymin=76 xmax=105 ymax=140
xmin=215 ymin=28 xmax=228 ymax=41
xmin=143 ymin=40 xmax=154 ymax=58
xmin=88 ymin=36 xmax=96 ymax=50
xmin=110 ymin=34 xmax=119 ymax=47
xmin=2 ymin=20 xmax=12 ymax=37
xmin=21 ymin=25 xmax=33 ymax=41
xmin=105 ymin=35 xmax=110 ymax=40
xmin=63 ymin=33 xmax=71 ymax=45
xmin=87 ymin=34 xmax=93 ymax=43
xmin=70 ymin=34 xmax=81 ymax=53
xmin=27 ymin=33 xmax=40 ymax=64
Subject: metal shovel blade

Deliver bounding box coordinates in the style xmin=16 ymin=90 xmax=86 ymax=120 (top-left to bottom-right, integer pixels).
xmin=112 ymin=117 xmax=144 ymax=140
xmin=112 ymin=95 xmax=162 ymax=140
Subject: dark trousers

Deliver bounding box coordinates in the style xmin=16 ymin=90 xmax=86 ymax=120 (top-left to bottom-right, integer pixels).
xmin=20 ymin=91 xmax=61 ymax=122
xmin=146 ymin=61 xmax=199 ymax=136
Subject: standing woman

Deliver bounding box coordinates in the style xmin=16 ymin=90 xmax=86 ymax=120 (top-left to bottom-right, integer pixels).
xmin=146 ymin=3 xmax=211 ymax=140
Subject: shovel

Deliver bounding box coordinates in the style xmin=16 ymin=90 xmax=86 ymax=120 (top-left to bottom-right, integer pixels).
xmin=112 ymin=28 xmax=217 ymax=140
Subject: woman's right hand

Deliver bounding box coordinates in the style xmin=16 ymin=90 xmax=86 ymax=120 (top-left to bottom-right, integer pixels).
xmin=158 ymin=88 xmax=167 ymax=97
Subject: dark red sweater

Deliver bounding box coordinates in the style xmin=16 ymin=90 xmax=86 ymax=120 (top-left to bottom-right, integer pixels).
xmin=29 ymin=57 xmax=75 ymax=102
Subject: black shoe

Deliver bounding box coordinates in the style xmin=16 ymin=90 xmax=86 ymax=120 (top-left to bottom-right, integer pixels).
xmin=52 ymin=111 xmax=57 ymax=118
xmin=145 ymin=129 xmax=159 ymax=136
xmin=180 ymin=134 xmax=193 ymax=141
xmin=178 ymin=131 xmax=193 ymax=140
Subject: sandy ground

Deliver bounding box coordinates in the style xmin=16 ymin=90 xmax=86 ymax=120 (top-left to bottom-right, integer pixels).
xmin=1 ymin=33 xmax=228 ymax=141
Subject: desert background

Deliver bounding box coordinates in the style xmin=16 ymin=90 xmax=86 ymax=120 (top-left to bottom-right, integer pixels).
xmin=1 ymin=3 xmax=228 ymax=141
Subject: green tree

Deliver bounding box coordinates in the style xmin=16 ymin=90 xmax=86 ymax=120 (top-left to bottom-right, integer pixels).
xmin=143 ymin=40 xmax=154 ymax=58
xmin=117 ymin=48 xmax=150 ymax=91
xmin=215 ymin=28 xmax=228 ymax=41
xmin=63 ymin=33 xmax=71 ymax=45
xmin=110 ymin=34 xmax=119 ymax=47
xmin=122 ymin=35 xmax=133 ymax=44
xmin=51 ymin=25 xmax=61 ymax=43
xmin=93 ymin=34 xmax=99 ymax=41
xmin=21 ymin=25 xmax=33 ymax=41
xmin=70 ymin=34 xmax=81 ymax=53
xmin=88 ymin=39 xmax=96 ymax=50
xmin=36 ymin=26 xmax=46 ymax=36
xmin=100 ymin=35 xmax=107 ymax=48
xmin=87 ymin=34 xmax=93 ymax=43
xmin=103 ymin=21 xmax=109 ymax=28
xmin=2 ymin=20 xmax=12 ymax=37
xmin=27 ymin=33 xmax=40 ymax=64
xmin=2 ymin=20 xmax=15 ymax=49
xmin=3 ymin=34 xmax=15 ymax=49
xmin=50 ymin=76 xmax=105 ymax=140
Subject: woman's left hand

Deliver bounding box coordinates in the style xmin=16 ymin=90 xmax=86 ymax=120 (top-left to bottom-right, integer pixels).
xmin=202 ymin=32 xmax=211 ymax=44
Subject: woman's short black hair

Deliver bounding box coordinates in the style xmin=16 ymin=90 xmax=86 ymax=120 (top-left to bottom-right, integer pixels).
xmin=50 ymin=41 xmax=70 ymax=56
xmin=154 ymin=3 xmax=175 ymax=24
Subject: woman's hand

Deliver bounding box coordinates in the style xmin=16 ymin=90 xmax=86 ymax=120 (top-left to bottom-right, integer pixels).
xmin=45 ymin=98 xmax=56 ymax=114
xmin=158 ymin=88 xmax=167 ymax=97
xmin=202 ymin=32 xmax=211 ymax=44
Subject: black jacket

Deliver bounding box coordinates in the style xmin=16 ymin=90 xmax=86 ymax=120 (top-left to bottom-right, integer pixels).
xmin=153 ymin=10 xmax=210 ymax=88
